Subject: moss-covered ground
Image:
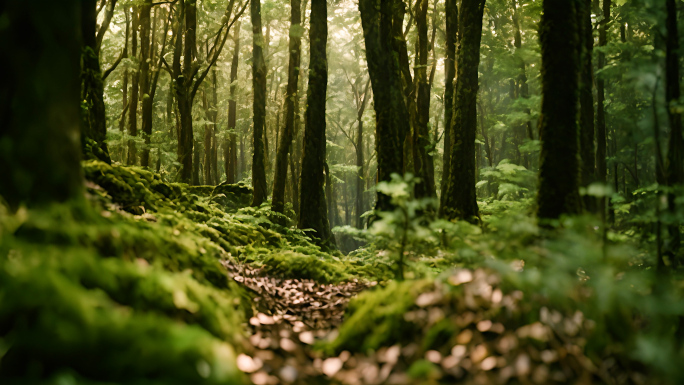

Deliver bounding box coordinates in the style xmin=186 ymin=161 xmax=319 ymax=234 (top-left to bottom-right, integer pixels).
xmin=2 ymin=162 xmax=683 ymax=384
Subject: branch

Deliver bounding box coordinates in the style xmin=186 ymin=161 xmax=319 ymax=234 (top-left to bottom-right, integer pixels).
xmin=328 ymin=116 xmax=357 ymax=151
xmin=102 ymin=47 xmax=125 ymax=80
xmin=358 ymin=77 xmax=372 ymax=117
xmin=150 ymin=4 xmax=174 ymax=100
xmin=191 ymin=0 xmax=249 ymax=100
xmin=95 ymin=0 xmax=119 ymax=53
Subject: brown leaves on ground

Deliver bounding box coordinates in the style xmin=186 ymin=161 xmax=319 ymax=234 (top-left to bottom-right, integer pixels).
xmin=223 ymin=262 xmax=646 ymax=385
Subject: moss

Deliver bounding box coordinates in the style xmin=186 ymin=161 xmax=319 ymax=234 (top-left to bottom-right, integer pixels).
xmin=259 ymin=251 xmax=351 ymax=284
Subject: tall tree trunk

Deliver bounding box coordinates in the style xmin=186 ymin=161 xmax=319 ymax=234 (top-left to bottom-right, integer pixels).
xmin=81 ymin=0 xmax=112 ymax=164
xmin=251 ymin=0 xmax=268 ymax=205
xmin=225 ymin=22 xmax=241 ymax=183
xmin=359 ymin=0 xmax=408 ymax=213
xmin=127 ymin=7 xmax=140 ymax=166
xmin=413 ymin=0 xmax=435 ymax=198
xmin=0 ymin=0 xmax=83 ymax=208
xmin=203 ymin=88 xmax=213 ymax=185
xmin=665 ymin=0 xmax=683 ymax=263
xmin=536 ymin=0 xmax=582 ymax=219
xmin=578 ymin=0 xmax=596 ymax=211
xmin=355 ymin=80 xmax=371 ymax=229
xmin=119 ymin=8 xmax=130 ymax=143
xmin=441 ymin=0 xmax=486 ymax=222
xmin=139 ymin=0 xmax=153 ymax=168
xmin=441 ymin=0 xmax=458 ymax=207
xmin=299 ymin=0 xmax=334 ymax=246
xmin=272 ymin=0 xmax=302 ymax=220
xmin=211 ymin=70 xmax=220 ymax=185
xmin=596 ymin=0 xmax=610 ymax=215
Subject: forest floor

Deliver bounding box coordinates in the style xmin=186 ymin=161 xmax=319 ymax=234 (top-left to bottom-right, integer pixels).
xmin=0 ymin=161 xmax=678 ymax=384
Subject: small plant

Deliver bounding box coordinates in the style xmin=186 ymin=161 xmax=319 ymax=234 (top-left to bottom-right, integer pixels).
xmin=369 ymin=173 xmax=438 ymax=280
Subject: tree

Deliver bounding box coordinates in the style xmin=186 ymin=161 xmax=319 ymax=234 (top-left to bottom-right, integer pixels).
xmin=359 ymin=0 xmax=408 ymax=213
xmin=441 ymin=0 xmax=486 ymax=223
xmin=251 ymin=0 xmax=268 ymax=205
xmin=298 ymin=0 xmax=334 ymax=246
xmin=225 ymin=21 xmax=241 ymax=184
xmin=578 ymin=0 xmax=595 ymax=212
xmin=0 ymin=0 xmax=83 ymax=208
xmin=81 ymin=0 xmax=114 ymax=164
xmin=536 ymin=0 xmax=581 ymax=219
xmin=272 ymin=0 xmax=302 ymax=220
xmin=128 ymin=5 xmax=140 ymax=165
xmin=596 ymin=0 xmax=611 ymax=215
xmin=440 ymin=0 xmax=458 ymax=208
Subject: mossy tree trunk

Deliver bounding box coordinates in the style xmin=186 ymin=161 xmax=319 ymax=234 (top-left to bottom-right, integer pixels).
xmin=81 ymin=0 xmax=112 ymax=164
xmin=665 ymin=0 xmax=683 ymax=264
xmin=440 ymin=0 xmax=458 ymax=208
xmin=536 ymin=0 xmax=582 ymax=220
xmin=298 ymin=0 xmax=334 ymax=247
xmin=272 ymin=0 xmax=302 ymax=220
xmin=578 ymin=0 xmax=596 ymax=212
xmin=127 ymin=6 xmax=140 ymax=166
xmin=441 ymin=0 xmax=486 ymax=223
xmin=139 ymin=0 xmax=153 ymax=168
xmin=0 ymin=0 xmax=83 ymax=208
xmin=251 ymin=0 xmax=268 ymax=205
xmin=359 ymin=0 xmax=408 ymax=213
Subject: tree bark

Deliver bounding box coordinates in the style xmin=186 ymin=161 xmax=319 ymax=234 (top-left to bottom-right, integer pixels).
xmin=272 ymin=0 xmax=302 ymax=220
xmin=578 ymin=0 xmax=595 ymax=212
xmin=298 ymin=0 xmax=334 ymax=246
xmin=81 ymin=0 xmax=112 ymax=164
xmin=251 ymin=0 xmax=268 ymax=205
xmin=0 ymin=0 xmax=83 ymax=208
xmin=441 ymin=0 xmax=486 ymax=222
xmin=536 ymin=0 xmax=582 ymax=219
xmin=441 ymin=0 xmax=458 ymax=208
xmin=359 ymin=0 xmax=408 ymax=214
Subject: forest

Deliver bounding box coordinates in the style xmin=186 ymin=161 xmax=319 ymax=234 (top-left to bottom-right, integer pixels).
xmin=1 ymin=0 xmax=683 ymax=383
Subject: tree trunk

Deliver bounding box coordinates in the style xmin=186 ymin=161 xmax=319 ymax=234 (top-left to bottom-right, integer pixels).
xmin=225 ymin=22 xmax=241 ymax=183
xmin=359 ymin=0 xmax=408 ymax=213
xmin=414 ymin=0 xmax=436 ymax=199
xmin=127 ymin=7 xmax=140 ymax=166
xmin=441 ymin=0 xmax=458 ymax=207
xmin=81 ymin=0 xmax=112 ymax=164
xmin=665 ymin=0 xmax=683 ymax=263
xmin=0 ymin=0 xmax=83 ymax=208
xmin=139 ymin=0 xmax=153 ymax=168
xmin=203 ymin=88 xmax=213 ymax=185
xmin=536 ymin=0 xmax=582 ymax=219
xmin=299 ymin=0 xmax=334 ymax=246
xmin=441 ymin=0 xmax=486 ymax=222
xmin=251 ymin=0 xmax=268 ymax=205
xmin=578 ymin=0 xmax=595 ymax=212
xmin=119 ymin=9 xmax=130 ymax=142
xmin=596 ymin=0 xmax=610 ymax=215
xmin=272 ymin=0 xmax=302 ymax=220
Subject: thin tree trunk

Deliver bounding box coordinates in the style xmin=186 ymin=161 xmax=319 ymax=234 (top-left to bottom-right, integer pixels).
xmin=441 ymin=0 xmax=486 ymax=222
xmin=441 ymin=0 xmax=458 ymax=207
xmin=225 ymin=22 xmax=241 ymax=183
xmin=299 ymin=0 xmax=334 ymax=246
xmin=596 ymin=0 xmax=610 ymax=215
xmin=251 ymin=0 xmax=268 ymax=205
xmin=536 ymin=0 xmax=582 ymax=219
xmin=139 ymin=0 xmax=153 ymax=167
xmin=127 ymin=7 xmax=140 ymax=166
xmin=272 ymin=0 xmax=302 ymax=220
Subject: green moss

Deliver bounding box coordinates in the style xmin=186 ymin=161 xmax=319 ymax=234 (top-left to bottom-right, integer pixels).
xmin=259 ymin=251 xmax=351 ymax=284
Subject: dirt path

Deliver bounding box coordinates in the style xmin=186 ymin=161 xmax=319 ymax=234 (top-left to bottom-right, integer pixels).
xmin=223 ymin=261 xmax=371 ymax=384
